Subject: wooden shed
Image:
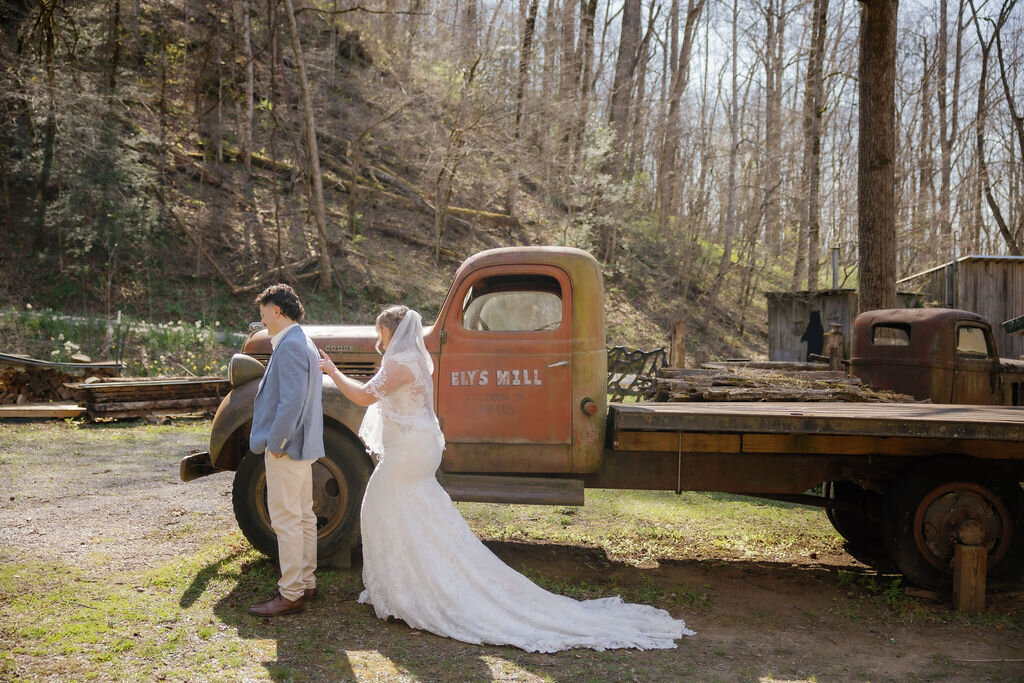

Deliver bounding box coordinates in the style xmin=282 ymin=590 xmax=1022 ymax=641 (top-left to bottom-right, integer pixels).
xmin=765 ymin=290 xmax=858 ymax=362
xmin=898 ymin=255 xmax=1024 ymax=360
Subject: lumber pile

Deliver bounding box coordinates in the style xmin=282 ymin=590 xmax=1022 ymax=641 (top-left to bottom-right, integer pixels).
xmin=649 ymin=365 xmax=919 ymax=403
xmin=64 ymin=376 xmax=231 ymax=419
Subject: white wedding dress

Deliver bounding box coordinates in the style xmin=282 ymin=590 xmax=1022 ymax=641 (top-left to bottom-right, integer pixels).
xmin=354 ymin=312 xmax=694 ymax=652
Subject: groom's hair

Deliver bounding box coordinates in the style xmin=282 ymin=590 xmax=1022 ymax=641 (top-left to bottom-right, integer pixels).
xmin=255 ymin=284 xmax=305 ymax=322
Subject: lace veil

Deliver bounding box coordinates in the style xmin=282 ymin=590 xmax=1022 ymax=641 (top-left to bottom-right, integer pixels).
xmin=358 ymin=310 xmax=444 ymax=457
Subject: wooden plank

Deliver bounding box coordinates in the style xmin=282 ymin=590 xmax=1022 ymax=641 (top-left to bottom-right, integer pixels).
xmin=0 ymin=352 xmax=122 ymax=371
xmin=740 ymin=433 xmax=1014 ymax=459
xmin=953 ymin=544 xmax=986 ymax=614
xmin=612 ymin=430 xmax=741 ymax=453
xmin=87 ymin=397 xmax=222 ymax=417
xmin=0 ymin=402 xmax=86 ymax=418
xmin=610 ymin=402 xmax=1024 ymax=442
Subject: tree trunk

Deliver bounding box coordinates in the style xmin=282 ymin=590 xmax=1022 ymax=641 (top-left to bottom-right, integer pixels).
xmin=508 ymin=0 xmax=540 ymax=217
xmin=571 ymin=0 xmax=598 ymax=178
xmin=607 ymin=0 xmax=642 ymax=182
xmin=937 ymin=0 xmax=964 ymax=257
xmin=556 ymin=0 xmax=579 ymax=186
xmin=626 ymin=1 xmax=658 ymax=179
xmin=857 ymin=0 xmax=899 ymax=312
xmin=656 ymin=0 xmax=706 ymax=230
xmin=763 ymin=0 xmax=785 ymax=256
xmin=802 ymin=0 xmax=828 ymax=291
xmin=33 ymin=0 xmax=59 ymax=267
xmin=282 ymin=0 xmax=334 ymax=289
xmin=915 ymin=36 xmax=936 ymax=257
xmin=699 ymin=0 xmax=740 ymax=337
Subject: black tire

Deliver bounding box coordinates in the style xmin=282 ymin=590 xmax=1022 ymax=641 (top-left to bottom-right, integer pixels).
xmin=231 ymin=424 xmax=372 ymax=561
xmin=824 ymin=480 xmax=883 ymax=554
xmin=880 ymin=457 xmax=1024 ymax=591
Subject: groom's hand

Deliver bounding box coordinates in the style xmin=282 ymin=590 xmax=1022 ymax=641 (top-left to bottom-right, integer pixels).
xmin=270 ymin=450 xmax=285 ymax=459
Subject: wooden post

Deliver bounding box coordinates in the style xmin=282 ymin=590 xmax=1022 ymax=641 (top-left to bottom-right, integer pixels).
xmin=670 ymin=320 xmax=687 ymax=368
xmin=823 ymin=323 xmax=844 ymax=372
xmin=953 ymin=543 xmax=986 ymax=614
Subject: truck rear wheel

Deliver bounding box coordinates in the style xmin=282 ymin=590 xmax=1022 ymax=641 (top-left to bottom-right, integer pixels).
xmin=880 ymin=458 xmax=1024 ymax=591
xmin=823 ymin=481 xmax=883 ymax=554
xmin=231 ymin=425 xmax=372 ymax=565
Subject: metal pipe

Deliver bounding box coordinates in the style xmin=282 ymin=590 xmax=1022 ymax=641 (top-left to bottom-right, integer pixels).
xmin=831 ymin=246 xmax=840 ymax=289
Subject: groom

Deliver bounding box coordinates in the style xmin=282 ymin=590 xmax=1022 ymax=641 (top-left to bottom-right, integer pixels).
xmin=248 ymin=284 xmax=325 ymax=617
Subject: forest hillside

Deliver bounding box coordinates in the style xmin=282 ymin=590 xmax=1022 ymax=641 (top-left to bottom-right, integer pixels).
xmin=1 ymin=0 xmax=1021 ymax=367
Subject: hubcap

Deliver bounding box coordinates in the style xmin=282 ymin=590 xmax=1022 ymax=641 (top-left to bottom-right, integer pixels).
xmin=913 ymin=482 xmax=1012 ymax=572
xmin=254 ymin=460 xmax=349 ymax=540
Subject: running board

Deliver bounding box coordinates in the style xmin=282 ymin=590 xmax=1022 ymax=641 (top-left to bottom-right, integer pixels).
xmin=437 ymin=473 xmax=585 ymax=506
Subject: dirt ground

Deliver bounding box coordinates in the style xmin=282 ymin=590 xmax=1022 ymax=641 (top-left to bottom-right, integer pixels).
xmin=1 ymin=420 xmax=1022 ymax=682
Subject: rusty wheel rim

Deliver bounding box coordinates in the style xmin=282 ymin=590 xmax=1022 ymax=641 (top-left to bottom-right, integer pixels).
xmin=254 ymin=459 xmax=349 ymax=541
xmin=311 ymin=458 xmax=348 ymax=538
xmin=913 ymin=481 xmax=1012 ymax=573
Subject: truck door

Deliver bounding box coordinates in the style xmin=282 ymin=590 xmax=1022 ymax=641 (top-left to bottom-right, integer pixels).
xmin=952 ymin=324 xmax=998 ymax=404
xmin=437 ymin=266 xmax=573 ymax=473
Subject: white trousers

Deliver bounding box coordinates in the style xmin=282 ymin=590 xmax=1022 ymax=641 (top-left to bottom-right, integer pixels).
xmin=264 ymin=450 xmax=317 ymax=601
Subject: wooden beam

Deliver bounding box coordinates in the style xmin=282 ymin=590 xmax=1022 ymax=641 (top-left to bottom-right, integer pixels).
xmin=0 ymin=403 xmax=86 ymax=419
xmin=612 ymin=430 xmax=741 ymax=453
xmin=953 ymin=544 xmax=986 ymax=614
xmin=741 ymin=433 xmax=1008 ymax=459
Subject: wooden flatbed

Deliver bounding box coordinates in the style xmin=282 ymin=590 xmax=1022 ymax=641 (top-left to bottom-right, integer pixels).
xmin=610 ymin=401 xmax=1024 ymax=444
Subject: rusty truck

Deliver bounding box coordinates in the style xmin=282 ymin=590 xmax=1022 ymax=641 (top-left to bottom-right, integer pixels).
xmin=180 ymin=247 xmax=1024 ymax=591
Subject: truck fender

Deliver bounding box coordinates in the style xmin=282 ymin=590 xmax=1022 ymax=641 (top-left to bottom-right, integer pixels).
xmin=209 ymin=375 xmax=368 ymax=471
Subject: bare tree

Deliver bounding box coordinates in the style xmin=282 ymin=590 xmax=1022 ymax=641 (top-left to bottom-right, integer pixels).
xmin=283 ymin=0 xmax=334 ymax=288
xmin=655 ymin=0 xmax=706 ymax=230
xmin=936 ymin=0 xmax=965 ymax=257
xmin=801 ymin=0 xmax=828 ymax=291
xmin=507 ymin=0 xmax=540 ymax=217
xmin=969 ymin=0 xmax=1023 ymax=255
xmin=607 ymin=0 xmax=642 ymax=182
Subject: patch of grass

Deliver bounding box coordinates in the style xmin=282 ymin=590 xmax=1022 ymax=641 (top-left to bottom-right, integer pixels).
xmin=459 ymin=489 xmax=845 ymax=567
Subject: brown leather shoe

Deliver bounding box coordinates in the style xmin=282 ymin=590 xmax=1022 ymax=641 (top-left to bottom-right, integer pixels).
xmin=303 ymin=587 xmax=318 ymax=600
xmin=249 ymin=591 xmax=305 ymax=616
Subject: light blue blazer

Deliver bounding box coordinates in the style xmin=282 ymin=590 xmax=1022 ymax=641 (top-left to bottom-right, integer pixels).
xmin=249 ymin=325 xmax=325 ymax=462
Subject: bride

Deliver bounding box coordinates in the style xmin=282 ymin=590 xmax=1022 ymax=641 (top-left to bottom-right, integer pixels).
xmin=318 ymin=305 xmax=694 ymax=652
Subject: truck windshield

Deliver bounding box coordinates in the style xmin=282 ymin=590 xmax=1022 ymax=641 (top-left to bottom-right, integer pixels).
xmin=461 ymin=275 xmax=563 ymax=332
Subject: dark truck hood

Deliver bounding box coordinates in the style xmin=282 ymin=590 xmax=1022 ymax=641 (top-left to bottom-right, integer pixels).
xmin=241 ymin=324 xmax=381 ymax=356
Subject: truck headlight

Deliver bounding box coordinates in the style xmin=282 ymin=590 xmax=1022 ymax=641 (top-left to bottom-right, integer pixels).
xmin=228 ymin=353 xmax=265 ymax=387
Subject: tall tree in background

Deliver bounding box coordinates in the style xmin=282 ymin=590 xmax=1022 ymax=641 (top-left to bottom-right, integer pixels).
xmin=761 ymin=0 xmax=785 ymax=257
xmin=857 ymin=0 xmax=898 ymax=311
xmin=607 ymin=0 xmax=642 ymax=183
xmin=283 ymin=0 xmax=333 ymax=289
xmin=507 ymin=0 xmax=540 ymax=218
xmin=936 ymin=0 xmax=964 ymax=257
xmin=801 ymin=0 xmax=828 ymax=291
xmin=656 ymin=0 xmax=706 ymax=231
xmin=969 ymin=0 xmax=1023 ymax=255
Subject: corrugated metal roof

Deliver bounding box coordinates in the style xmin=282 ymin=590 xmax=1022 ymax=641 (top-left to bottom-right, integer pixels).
xmin=898 ymin=254 xmax=1024 ymax=284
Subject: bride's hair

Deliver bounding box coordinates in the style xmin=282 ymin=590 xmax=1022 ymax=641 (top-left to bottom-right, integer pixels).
xmin=376 ymin=305 xmax=410 ymax=335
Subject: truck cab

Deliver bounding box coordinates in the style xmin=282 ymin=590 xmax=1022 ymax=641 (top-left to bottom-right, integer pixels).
xmin=850 ymin=308 xmax=1024 ymax=405
xmin=183 ymin=246 xmax=608 ymax=566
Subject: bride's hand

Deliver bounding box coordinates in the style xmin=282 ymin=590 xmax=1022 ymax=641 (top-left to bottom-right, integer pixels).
xmin=318 ymin=349 xmax=337 ymax=375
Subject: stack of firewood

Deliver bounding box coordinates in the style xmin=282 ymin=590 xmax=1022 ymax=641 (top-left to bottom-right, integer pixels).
xmin=0 ymin=367 xmax=80 ymax=404
xmin=649 ymin=365 xmax=920 ymax=403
